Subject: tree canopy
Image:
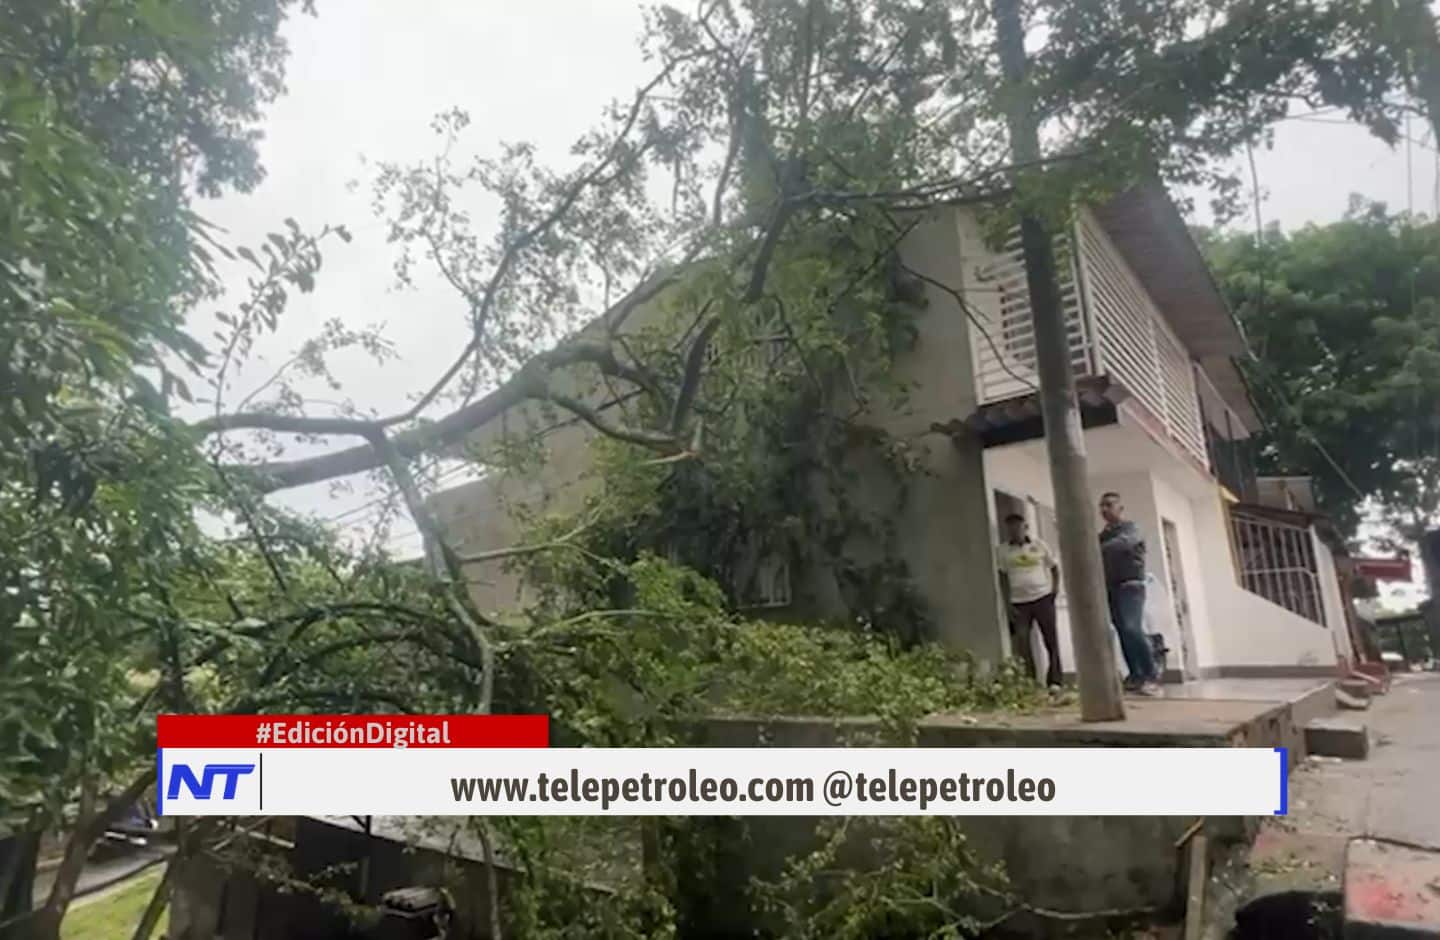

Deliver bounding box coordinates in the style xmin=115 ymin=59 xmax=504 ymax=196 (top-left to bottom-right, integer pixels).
xmin=1201 ymin=200 xmax=1440 ymax=544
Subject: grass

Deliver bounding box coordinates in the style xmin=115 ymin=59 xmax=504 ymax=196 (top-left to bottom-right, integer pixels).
xmin=60 ymin=866 xmax=167 ymax=940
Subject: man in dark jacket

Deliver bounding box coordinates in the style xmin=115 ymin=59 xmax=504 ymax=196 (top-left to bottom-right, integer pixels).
xmin=1099 ymin=492 xmax=1160 ymax=696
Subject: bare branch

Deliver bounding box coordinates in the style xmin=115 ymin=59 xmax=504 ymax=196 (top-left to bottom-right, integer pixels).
xmin=456 ymin=513 xmax=600 ymax=565
xmin=713 ymin=63 xmax=750 ymax=227
xmin=476 ymin=821 xmax=504 ymax=940
xmin=232 ymin=280 xmax=693 ymax=490
xmin=362 ymin=427 xmax=497 ymax=712
xmin=546 ymin=391 xmax=678 ymax=451
xmin=195 ymin=411 xmax=376 ymax=437
xmin=386 ymin=52 xmax=706 ymax=428
xmin=670 ymin=316 xmax=721 ymax=434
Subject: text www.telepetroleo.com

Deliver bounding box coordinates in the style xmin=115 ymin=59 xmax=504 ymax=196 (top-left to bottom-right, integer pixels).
xmin=155 ymin=715 xmax=1288 ymax=817
xmin=449 ymin=767 xmax=1057 ymax=810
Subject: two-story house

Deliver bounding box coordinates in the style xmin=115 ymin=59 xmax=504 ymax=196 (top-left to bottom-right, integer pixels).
xmin=950 ymin=183 xmax=1354 ymax=680
xmin=430 ymin=182 xmax=1355 ymax=682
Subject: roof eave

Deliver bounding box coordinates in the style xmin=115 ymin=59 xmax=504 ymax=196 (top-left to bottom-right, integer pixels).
xmin=1090 ymin=182 xmax=1262 ymax=430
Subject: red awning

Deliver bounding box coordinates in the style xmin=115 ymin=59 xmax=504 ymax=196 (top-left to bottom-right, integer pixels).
xmin=1353 ymin=556 xmax=1413 ymax=582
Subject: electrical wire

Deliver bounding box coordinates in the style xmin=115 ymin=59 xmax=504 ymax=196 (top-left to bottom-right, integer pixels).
xmin=1242 ymin=141 xmax=1367 ymax=504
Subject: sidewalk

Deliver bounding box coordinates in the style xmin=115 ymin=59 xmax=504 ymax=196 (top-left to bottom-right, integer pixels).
xmin=1285 ymin=671 xmax=1440 ymax=848
xmin=1207 ymin=672 xmax=1440 ymax=936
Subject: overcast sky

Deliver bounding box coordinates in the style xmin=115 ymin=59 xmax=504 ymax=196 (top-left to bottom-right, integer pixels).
xmin=197 ymin=1 xmax=1427 ymax=603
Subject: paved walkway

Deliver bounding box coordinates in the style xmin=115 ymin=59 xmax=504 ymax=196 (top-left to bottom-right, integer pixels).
xmin=1206 ymin=671 xmax=1440 ymax=936
xmin=1282 ymin=671 xmax=1440 ymax=849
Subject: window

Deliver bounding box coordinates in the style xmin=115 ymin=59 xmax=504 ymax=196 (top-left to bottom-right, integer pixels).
xmin=663 ymin=541 xmax=793 ymax=610
xmin=741 ymin=554 xmax=793 ymax=610
xmin=703 ymin=307 xmax=791 ymax=374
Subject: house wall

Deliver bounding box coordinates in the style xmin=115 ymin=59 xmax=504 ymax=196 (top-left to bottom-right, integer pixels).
xmin=861 ymin=209 xmax=1006 ymax=660
xmin=430 ymin=335 xmax=647 ymax=614
xmin=1189 ymin=494 xmax=1340 ymax=671
xmin=1314 ymin=536 xmax=1355 ymax=664
xmin=433 ymin=207 xmax=1009 ymax=662
xmin=977 ymin=419 xmax=1359 ymax=680
xmin=429 ymin=200 xmax=1346 ymax=676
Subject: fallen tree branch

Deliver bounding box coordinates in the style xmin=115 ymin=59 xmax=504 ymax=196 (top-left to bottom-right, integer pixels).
xmin=545 ymin=391 xmax=678 ymax=451
xmin=455 ymin=513 xmax=601 ymax=565
xmin=384 ymin=51 xmax=707 ymax=434
xmin=207 ymin=132 xmax=1091 ymax=493
xmin=220 ymin=290 xmax=677 ymax=491
xmin=194 ymin=411 xmax=376 ymax=437
xmin=362 ymin=427 xmax=497 ymax=713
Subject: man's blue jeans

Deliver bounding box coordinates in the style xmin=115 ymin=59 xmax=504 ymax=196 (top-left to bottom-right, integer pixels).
xmin=1108 ymin=581 xmax=1157 ymax=684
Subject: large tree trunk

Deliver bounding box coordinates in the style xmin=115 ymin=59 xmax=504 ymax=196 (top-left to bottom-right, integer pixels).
xmin=992 ymin=0 xmax=1124 ymax=720
xmin=28 ymin=771 xmax=155 ymax=940
xmin=0 ymin=829 xmax=40 ymax=940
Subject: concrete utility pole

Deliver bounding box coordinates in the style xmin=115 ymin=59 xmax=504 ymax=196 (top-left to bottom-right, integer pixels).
xmin=1421 ymin=530 xmax=1440 ymax=667
xmin=992 ymin=0 xmax=1125 ymax=720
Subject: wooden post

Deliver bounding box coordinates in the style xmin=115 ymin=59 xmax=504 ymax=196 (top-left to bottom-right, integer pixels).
xmin=1184 ymin=833 xmax=1209 ymax=940
xmin=992 ymin=0 xmax=1125 ymax=720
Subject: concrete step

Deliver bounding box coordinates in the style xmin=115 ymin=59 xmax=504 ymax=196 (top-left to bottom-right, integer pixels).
xmin=1304 ymin=717 xmax=1370 ymax=760
xmin=1336 ymin=679 xmax=1374 ymax=711
xmin=1343 ymin=838 xmax=1440 ymax=938
xmin=1352 ymin=664 xmax=1392 ymax=694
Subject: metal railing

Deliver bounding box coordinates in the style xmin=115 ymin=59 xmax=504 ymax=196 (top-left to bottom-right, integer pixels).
xmin=969 ymin=210 xmax=1210 ymax=467
xmin=1227 ymin=510 xmax=1326 ymax=625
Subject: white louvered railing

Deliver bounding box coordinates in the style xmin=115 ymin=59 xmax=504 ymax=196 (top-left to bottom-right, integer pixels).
xmin=969 ymin=227 xmax=1094 ymax=402
xmin=969 ymin=211 xmax=1209 ymax=467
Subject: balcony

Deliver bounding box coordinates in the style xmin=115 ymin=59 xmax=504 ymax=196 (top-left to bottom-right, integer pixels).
xmin=966 ymin=208 xmax=1211 ymax=469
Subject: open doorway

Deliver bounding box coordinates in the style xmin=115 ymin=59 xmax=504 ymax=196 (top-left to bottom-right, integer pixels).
xmin=993 ymin=488 xmax=1053 ymax=682
xmin=1160 ymin=518 xmax=1199 ymax=680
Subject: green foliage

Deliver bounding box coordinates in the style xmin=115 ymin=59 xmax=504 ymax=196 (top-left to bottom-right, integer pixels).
xmin=498 ymin=554 xmax=1045 ymax=747
xmin=0 ymin=11 xmax=460 ymax=923
xmin=504 ymin=835 xmax=677 ymax=940
xmin=490 ymin=213 xmax=939 ymax=643
xmin=1 ymin=0 xmax=316 ymax=452
xmin=1024 ymin=0 xmax=1435 ymax=222
xmin=1200 ymin=201 xmax=1440 ymax=542
xmin=712 ymin=622 xmax=1043 ymax=738
xmin=4 ymin=0 xmax=314 ymax=197
xmin=486 ymin=552 xmax=1042 ymax=938
xmin=755 ymin=817 xmax=1010 ymax=940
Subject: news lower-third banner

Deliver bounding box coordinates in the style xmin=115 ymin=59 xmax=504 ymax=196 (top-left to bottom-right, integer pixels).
xmin=156 ymin=715 xmax=1288 ymax=817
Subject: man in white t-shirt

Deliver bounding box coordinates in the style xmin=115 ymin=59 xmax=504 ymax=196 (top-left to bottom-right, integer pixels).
xmin=995 ymin=513 xmax=1063 ymax=688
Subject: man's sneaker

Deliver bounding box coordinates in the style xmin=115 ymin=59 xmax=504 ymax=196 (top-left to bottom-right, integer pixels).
xmin=1132 ymin=681 xmax=1163 ymax=697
